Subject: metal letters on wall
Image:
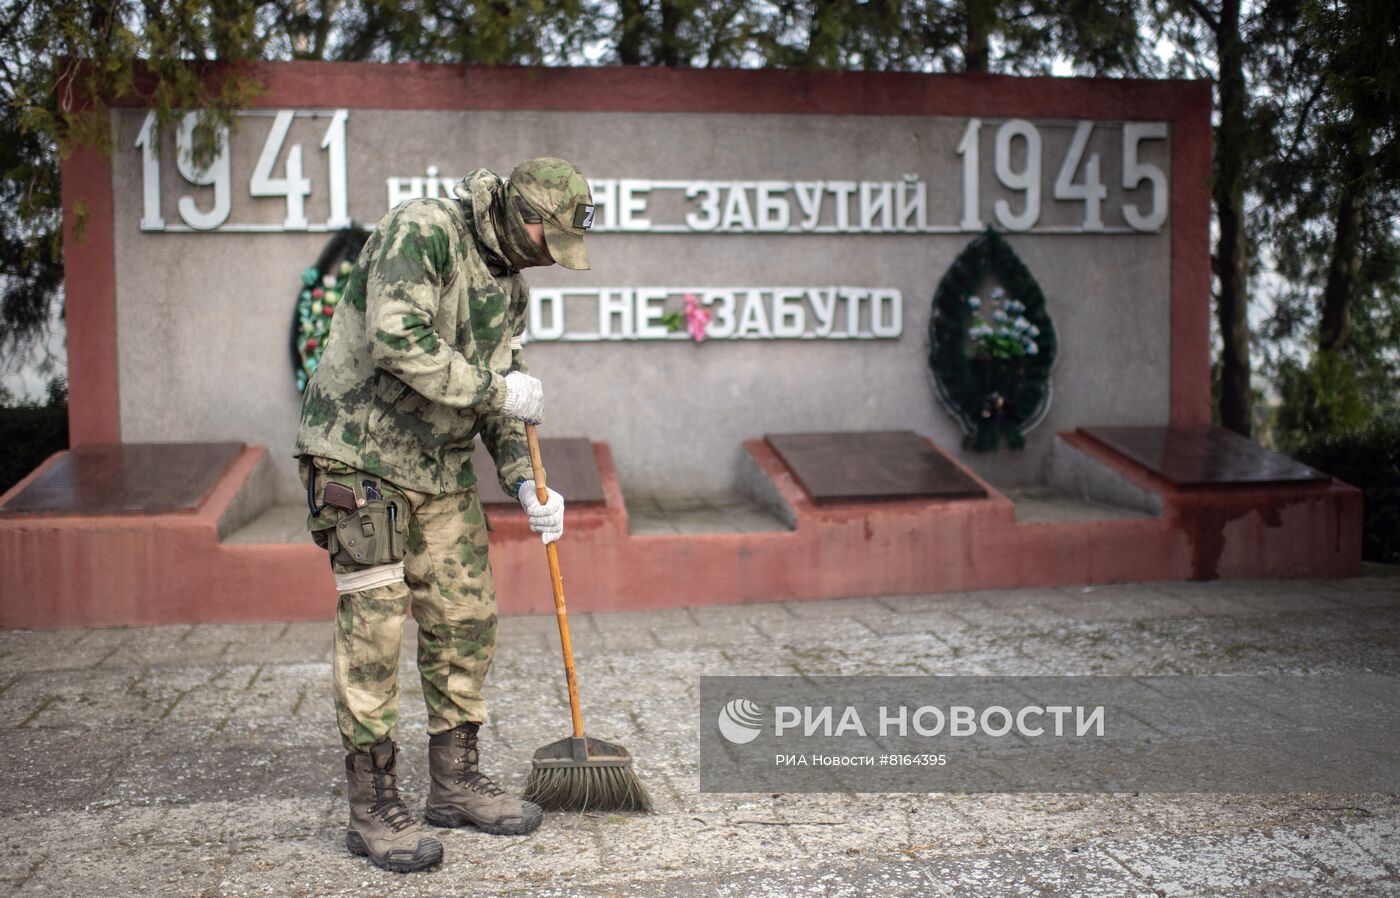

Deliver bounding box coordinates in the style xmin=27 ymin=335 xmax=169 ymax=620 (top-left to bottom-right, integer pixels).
xmin=135 ymin=110 xmax=1167 ymax=347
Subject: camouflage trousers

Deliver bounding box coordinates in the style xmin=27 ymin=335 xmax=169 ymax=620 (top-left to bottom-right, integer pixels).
xmin=298 ymin=455 xmax=498 ymax=753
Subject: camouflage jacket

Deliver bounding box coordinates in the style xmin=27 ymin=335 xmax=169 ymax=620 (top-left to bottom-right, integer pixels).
xmin=294 ymin=170 xmax=533 ymax=496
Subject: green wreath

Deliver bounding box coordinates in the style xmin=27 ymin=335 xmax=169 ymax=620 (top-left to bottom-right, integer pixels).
xmin=292 ymin=227 xmax=371 ymax=393
xmin=928 ymin=227 xmax=1058 ymax=452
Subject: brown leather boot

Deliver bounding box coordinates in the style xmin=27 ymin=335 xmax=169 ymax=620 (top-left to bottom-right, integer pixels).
xmin=345 ymin=740 xmax=443 ymax=873
xmin=424 ymin=723 xmax=543 ymax=835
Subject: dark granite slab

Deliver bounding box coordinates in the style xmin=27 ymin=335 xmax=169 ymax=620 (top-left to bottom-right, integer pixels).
xmin=1081 ymin=426 xmax=1330 ymax=487
xmin=472 ymin=437 xmax=606 ymax=506
xmin=0 ymin=442 xmax=244 ymax=516
xmin=765 ymin=431 xmax=988 ymax=504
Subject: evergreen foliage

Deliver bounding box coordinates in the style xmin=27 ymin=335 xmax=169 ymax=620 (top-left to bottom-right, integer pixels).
xmin=1 ymin=1 xmax=1394 ymax=457
xmin=0 ymin=375 xmax=68 ymax=496
xmin=1292 ymin=414 xmax=1400 ymax=564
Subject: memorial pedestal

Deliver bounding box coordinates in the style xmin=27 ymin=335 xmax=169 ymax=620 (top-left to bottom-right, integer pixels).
xmin=0 ymin=430 xmax=1363 ymax=629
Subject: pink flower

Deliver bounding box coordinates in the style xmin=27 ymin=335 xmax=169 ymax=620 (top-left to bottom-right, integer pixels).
xmin=683 ymin=293 xmax=711 ymax=342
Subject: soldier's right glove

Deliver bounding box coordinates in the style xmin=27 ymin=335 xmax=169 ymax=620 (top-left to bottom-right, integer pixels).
xmin=517 ymin=480 xmax=565 ymax=544
xmin=501 ymin=371 xmax=544 ymax=423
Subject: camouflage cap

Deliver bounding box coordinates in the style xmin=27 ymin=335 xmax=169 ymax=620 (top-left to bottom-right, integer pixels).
xmin=508 ymin=157 xmax=594 ymax=270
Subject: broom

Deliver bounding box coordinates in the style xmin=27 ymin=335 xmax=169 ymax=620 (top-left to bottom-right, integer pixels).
xmin=520 ymin=423 xmax=653 ymax=813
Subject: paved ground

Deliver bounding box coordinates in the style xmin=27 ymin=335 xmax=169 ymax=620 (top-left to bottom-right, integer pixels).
xmin=1 ymin=568 xmax=1397 ymax=897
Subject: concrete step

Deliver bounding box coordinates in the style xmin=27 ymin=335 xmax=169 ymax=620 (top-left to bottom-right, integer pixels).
xmin=221 ymin=503 xmax=312 ymax=544
xmin=228 ymin=493 xmax=797 ymax=542
xmin=1003 ymin=484 xmax=1156 ymax=523
xmin=625 ymin=493 xmax=791 ymax=535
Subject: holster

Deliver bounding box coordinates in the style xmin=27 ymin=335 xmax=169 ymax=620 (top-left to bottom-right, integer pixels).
xmin=327 ymin=496 xmax=407 ymax=567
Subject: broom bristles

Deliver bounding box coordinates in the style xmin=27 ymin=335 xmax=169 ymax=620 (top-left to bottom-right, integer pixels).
xmin=523 ymin=764 xmax=654 ymax=813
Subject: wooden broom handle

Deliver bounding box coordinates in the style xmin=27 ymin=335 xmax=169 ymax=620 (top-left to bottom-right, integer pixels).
xmin=525 ymin=423 xmax=586 ymax=739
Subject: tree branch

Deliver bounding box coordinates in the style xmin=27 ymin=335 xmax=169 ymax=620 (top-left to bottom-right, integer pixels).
xmin=1277 ymin=85 xmax=1324 ymax=170
xmin=1369 ymin=134 xmax=1398 ymax=168
xmin=1179 ymin=0 xmax=1221 ymax=34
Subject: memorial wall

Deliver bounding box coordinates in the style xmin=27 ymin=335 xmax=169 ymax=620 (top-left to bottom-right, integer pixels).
xmin=108 ymin=90 xmax=1174 ymax=499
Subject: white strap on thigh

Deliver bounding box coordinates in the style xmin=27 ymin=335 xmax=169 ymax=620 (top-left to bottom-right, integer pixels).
xmin=334 ymin=562 xmax=405 ymax=594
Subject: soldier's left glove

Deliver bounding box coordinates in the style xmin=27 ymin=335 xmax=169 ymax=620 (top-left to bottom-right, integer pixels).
xmin=517 ymin=480 xmax=565 ymax=545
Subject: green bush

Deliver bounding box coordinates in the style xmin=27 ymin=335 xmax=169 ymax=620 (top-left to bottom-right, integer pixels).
xmin=1292 ymin=415 xmax=1400 ymax=564
xmin=0 ymin=377 xmax=68 ymax=497
xmin=1272 ymin=350 xmax=1372 ymax=452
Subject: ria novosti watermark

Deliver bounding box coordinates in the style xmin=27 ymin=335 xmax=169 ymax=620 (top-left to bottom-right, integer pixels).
xmin=749 ymin=701 xmax=1105 ymax=739
xmin=700 ymin=676 xmax=1400 ymax=793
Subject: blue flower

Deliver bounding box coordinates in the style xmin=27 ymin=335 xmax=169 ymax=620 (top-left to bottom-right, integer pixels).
xmin=991 ymin=286 xmax=1005 ymax=300
xmin=993 ymin=309 xmax=1008 ymax=323
xmin=967 ymin=296 xmax=982 ymax=310
xmin=302 ymin=267 xmax=320 ymax=287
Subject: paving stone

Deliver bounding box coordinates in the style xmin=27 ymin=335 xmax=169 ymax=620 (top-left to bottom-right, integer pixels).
xmin=1 ymin=574 xmax=1398 ymax=895
xmin=782 ymin=597 xmax=892 ymax=619
xmin=1324 ymin=588 xmax=1400 ymax=609
xmin=1225 ymin=590 xmax=1351 ymax=614
xmin=14 ymin=843 xmax=225 ymax=897
xmin=594 ymin=606 xmax=696 ymax=633
xmin=0 ymin=628 xmax=131 ymax=672
xmin=180 ymin=622 xmax=292 ymax=647
xmin=1273 ymin=823 xmax=1395 ymax=882
xmin=921 ymin=846 xmax=1160 ymax=897
xmin=935 ymin=603 xmax=1052 ymax=632
xmin=1046 ymin=594 xmax=1202 ymax=623
xmin=65 ymin=627 xmax=137 ymax=650
xmin=684 ymin=602 xmax=797 ymax=625
xmin=653 ymin=622 xmax=763 ymax=649
xmin=1170 ymin=593 xmax=1268 ymax=617
xmin=0 ymin=628 xmax=84 ymax=658
xmin=974 ymin=586 xmax=1090 ymax=608
xmin=878 ymin=592 xmax=985 ymax=614
xmin=1105 ymin=829 xmax=1333 ymax=896
xmin=752 ymin=616 xmax=876 ymax=646
xmin=862 ymin=611 xmax=974 ymax=638
xmin=1338 ymin=568 xmax=1400 ymax=591
xmin=224 ymin=637 xmax=334 ymax=666
xmin=1340 ymin=813 xmax=1400 ymax=875
xmin=499 ymin=612 xmax=573 ymax=639
xmin=0 ymin=728 xmax=122 ymax=813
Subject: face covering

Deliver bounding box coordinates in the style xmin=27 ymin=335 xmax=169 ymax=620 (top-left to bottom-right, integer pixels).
xmin=492 ymin=182 xmax=554 ymax=271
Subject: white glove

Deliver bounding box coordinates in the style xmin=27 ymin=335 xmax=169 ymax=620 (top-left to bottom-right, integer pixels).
xmin=517 ymin=480 xmax=565 ymax=544
xmin=501 ymin=371 xmax=544 ymax=424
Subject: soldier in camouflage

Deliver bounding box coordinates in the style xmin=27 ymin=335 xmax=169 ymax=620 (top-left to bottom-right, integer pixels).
xmin=294 ymin=157 xmax=594 ymax=873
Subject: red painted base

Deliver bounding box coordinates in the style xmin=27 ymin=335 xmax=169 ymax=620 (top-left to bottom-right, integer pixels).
xmin=0 ymin=436 xmax=1363 ymax=629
